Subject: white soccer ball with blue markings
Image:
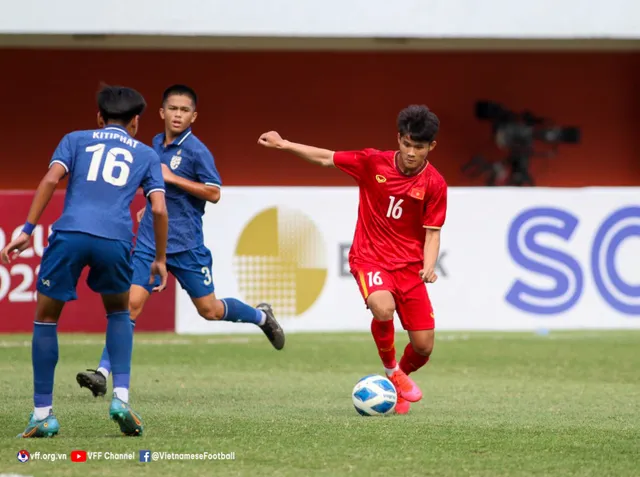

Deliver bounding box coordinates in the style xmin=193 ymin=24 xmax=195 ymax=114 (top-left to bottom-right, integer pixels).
xmin=352 ymin=374 xmax=397 ymax=416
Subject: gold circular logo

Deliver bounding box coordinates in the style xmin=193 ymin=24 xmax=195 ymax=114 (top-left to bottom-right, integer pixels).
xmin=233 ymin=206 xmax=327 ymax=318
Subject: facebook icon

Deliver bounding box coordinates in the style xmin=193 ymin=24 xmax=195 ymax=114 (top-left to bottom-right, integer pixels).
xmin=139 ymin=450 xmax=151 ymax=463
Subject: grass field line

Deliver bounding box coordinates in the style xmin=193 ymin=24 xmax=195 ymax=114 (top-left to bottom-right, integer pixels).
xmin=0 ymin=334 xmax=460 ymax=348
xmin=0 ymin=330 xmax=634 ymax=348
xmin=0 ymin=337 xmax=254 ymax=348
xmin=0 ymin=334 xmax=475 ymax=348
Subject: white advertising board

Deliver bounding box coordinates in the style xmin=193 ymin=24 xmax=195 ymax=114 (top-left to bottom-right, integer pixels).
xmin=176 ymin=187 xmax=640 ymax=334
xmin=2 ymin=0 xmax=638 ymax=39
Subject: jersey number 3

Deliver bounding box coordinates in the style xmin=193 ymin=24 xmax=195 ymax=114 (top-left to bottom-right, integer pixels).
xmin=386 ymin=196 xmax=404 ymax=219
xmin=85 ymin=144 xmax=133 ymax=186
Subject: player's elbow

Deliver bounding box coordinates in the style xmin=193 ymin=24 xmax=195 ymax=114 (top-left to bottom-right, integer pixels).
xmin=320 ymin=155 xmax=335 ymax=167
xmin=41 ymin=168 xmax=64 ymax=188
xmin=207 ymin=186 xmax=221 ymax=204
xmin=151 ymin=201 xmax=168 ymax=218
xmin=41 ymin=176 xmax=60 ymax=188
xmin=148 ymin=191 xmax=168 ymax=217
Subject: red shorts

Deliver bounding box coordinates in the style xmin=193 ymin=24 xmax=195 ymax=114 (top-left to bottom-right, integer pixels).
xmin=350 ymin=261 xmax=435 ymax=331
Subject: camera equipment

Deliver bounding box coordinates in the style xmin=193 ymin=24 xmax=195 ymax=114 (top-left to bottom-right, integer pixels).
xmin=462 ymin=101 xmax=581 ymax=186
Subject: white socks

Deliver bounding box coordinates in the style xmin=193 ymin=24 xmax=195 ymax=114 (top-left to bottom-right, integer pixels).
xmin=34 ymin=406 xmax=52 ymax=420
xmin=258 ymin=310 xmax=267 ymax=326
xmin=97 ymin=367 xmax=109 ymax=379
xmin=96 ymin=369 xmax=127 ymax=403
xmin=113 ymin=387 xmax=129 ymax=403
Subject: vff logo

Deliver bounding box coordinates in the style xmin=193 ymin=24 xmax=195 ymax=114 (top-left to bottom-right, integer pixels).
xmin=506 ymin=206 xmax=640 ymax=315
xmin=17 ymin=450 xmax=30 ymax=463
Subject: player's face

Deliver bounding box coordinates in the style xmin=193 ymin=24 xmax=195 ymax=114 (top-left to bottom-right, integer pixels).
xmin=397 ymin=134 xmax=436 ymax=172
xmin=160 ymin=94 xmax=197 ymax=137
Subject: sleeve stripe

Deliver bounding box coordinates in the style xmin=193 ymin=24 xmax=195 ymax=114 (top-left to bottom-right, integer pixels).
xmin=50 ymin=160 xmax=69 ymax=173
xmin=146 ymin=188 xmax=166 ymax=197
xmin=205 ymin=183 xmax=222 ymax=188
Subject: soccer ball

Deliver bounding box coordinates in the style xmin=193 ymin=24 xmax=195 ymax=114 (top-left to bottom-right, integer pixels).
xmin=352 ymin=374 xmax=397 ymax=416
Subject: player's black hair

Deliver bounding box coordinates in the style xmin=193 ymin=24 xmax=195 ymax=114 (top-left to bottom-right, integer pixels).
xmin=162 ymin=84 xmax=198 ymax=108
xmin=97 ymin=85 xmax=146 ymax=124
xmin=397 ymin=105 xmax=440 ymax=143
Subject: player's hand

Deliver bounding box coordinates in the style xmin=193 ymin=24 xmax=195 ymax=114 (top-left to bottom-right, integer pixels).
xmin=136 ymin=207 xmax=146 ymax=223
xmin=161 ymin=164 xmax=176 ymax=184
xmin=0 ymin=232 xmax=31 ymax=264
xmin=150 ymin=260 xmax=168 ymax=292
xmin=258 ymin=131 xmax=285 ymax=149
xmin=419 ymin=268 xmax=438 ymax=283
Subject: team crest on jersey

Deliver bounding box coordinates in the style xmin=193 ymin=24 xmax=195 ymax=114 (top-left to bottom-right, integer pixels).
xmin=170 ymin=156 xmax=182 ymax=170
xmin=410 ymin=187 xmax=425 ymax=200
xmin=376 ymin=175 xmax=387 ymax=183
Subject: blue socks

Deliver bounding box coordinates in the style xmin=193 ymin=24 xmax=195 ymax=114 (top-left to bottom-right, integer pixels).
xmin=98 ymin=345 xmax=111 ymax=376
xmin=33 ymin=322 xmax=59 ymax=416
xmin=98 ymin=319 xmax=135 ymax=377
xmin=105 ymin=311 xmax=133 ymax=401
xmin=220 ymin=298 xmax=265 ymax=325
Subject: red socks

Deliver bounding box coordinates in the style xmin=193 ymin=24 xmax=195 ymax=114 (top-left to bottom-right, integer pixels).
xmin=372 ymin=319 xmax=431 ymax=375
xmin=399 ymin=342 xmax=430 ymax=375
xmin=370 ymin=319 xmax=396 ymax=369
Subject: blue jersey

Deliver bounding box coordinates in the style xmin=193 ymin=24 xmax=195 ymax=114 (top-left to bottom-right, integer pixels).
xmin=136 ymin=128 xmax=222 ymax=254
xmin=50 ymin=125 xmax=165 ymax=243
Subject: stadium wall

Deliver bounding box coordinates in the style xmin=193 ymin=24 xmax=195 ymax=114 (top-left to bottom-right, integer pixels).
xmin=177 ymin=187 xmax=640 ymax=334
xmin=0 ymin=49 xmax=638 ymax=190
xmin=2 ymin=188 xmax=639 ymax=333
xmin=0 ymin=192 xmax=176 ymax=333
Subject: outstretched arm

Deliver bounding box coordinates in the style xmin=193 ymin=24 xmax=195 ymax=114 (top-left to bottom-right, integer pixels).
xmin=258 ymin=131 xmax=335 ymax=167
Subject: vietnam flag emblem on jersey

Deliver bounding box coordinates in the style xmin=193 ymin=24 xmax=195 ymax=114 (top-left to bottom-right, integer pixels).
xmin=410 ymin=188 xmax=425 ymax=200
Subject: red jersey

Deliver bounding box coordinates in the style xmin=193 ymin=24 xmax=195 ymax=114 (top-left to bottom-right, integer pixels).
xmin=333 ymin=148 xmax=447 ymax=271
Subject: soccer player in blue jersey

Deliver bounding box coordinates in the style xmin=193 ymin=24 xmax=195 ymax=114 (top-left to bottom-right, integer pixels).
xmin=76 ymin=84 xmax=285 ymax=398
xmin=1 ymin=85 xmax=169 ymax=438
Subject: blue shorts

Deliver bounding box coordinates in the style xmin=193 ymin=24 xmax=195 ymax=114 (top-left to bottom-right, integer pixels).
xmin=37 ymin=231 xmax=133 ymax=302
xmin=132 ymin=243 xmax=214 ymax=298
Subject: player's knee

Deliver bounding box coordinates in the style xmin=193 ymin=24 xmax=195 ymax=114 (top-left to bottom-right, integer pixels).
xmin=370 ymin=304 xmax=395 ymax=321
xmin=129 ymin=305 xmax=142 ymax=321
xmin=368 ymin=292 xmax=396 ymax=321
xmin=197 ymin=299 xmax=225 ymax=321
xmin=129 ymin=301 xmax=145 ymax=320
xmin=412 ymin=341 xmax=433 ymax=357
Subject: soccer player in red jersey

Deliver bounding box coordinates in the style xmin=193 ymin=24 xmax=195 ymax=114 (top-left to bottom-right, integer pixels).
xmin=258 ymin=105 xmax=446 ymax=414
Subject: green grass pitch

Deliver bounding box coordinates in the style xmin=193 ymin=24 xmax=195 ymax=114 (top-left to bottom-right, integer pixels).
xmin=0 ymin=330 xmax=639 ymax=476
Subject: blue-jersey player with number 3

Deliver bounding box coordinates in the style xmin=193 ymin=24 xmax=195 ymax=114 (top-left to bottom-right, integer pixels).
xmin=76 ymin=85 xmax=285 ymax=399
xmin=0 ymin=85 xmax=169 ymax=438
